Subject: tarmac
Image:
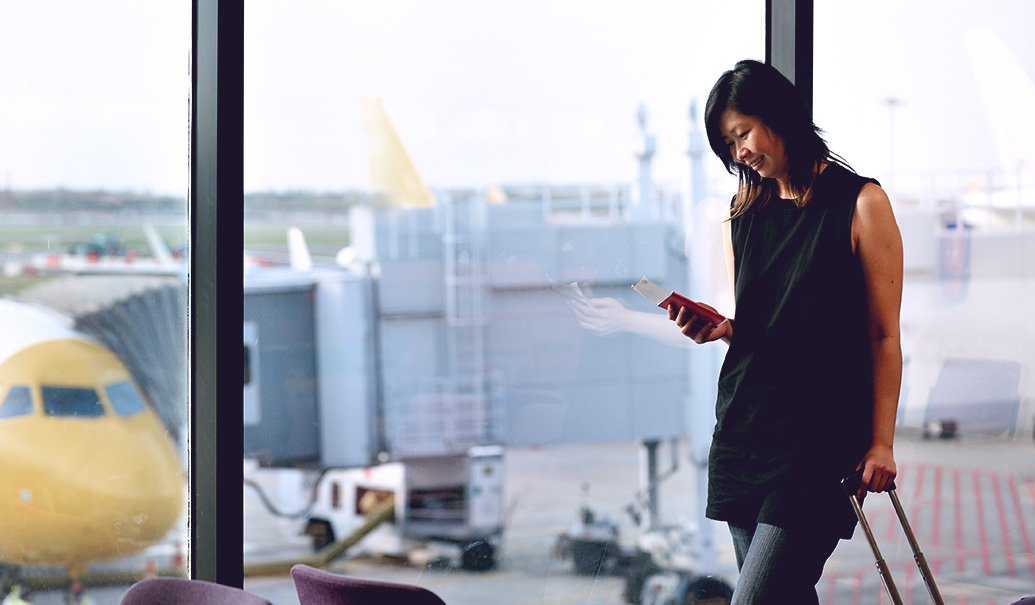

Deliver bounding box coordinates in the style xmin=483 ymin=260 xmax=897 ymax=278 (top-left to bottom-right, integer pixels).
xmin=18 ymin=432 xmax=1035 ymax=604
xmin=245 ymin=432 xmax=1035 ymax=605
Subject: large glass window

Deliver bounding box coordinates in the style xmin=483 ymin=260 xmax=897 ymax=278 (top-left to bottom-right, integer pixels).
xmin=0 ymin=1 xmax=189 ymax=601
xmin=814 ymin=3 xmax=1035 ymax=603
xmin=243 ymin=1 xmax=763 ymax=602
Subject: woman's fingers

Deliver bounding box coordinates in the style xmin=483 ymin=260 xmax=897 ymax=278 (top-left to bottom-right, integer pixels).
xmin=860 ymin=454 xmax=897 ymax=493
xmin=670 ymin=305 xmax=715 ymax=342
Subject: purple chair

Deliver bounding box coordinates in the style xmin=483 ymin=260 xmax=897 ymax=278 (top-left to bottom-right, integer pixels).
xmin=291 ymin=564 xmax=447 ymax=605
xmin=118 ymin=576 xmax=273 ymax=605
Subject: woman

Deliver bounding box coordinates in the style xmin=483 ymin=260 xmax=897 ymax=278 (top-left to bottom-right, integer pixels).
xmin=672 ymin=59 xmax=903 ymax=603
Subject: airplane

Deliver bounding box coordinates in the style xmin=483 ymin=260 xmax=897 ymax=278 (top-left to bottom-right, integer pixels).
xmin=0 ymin=298 xmax=184 ymax=580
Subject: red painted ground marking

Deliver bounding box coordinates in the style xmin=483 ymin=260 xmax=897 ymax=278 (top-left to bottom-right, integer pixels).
xmin=933 ymin=465 xmax=943 ymax=548
xmin=955 ymin=469 xmax=965 ymax=573
xmin=914 ymin=463 xmax=926 ymax=499
xmin=990 ymin=470 xmax=1016 ymax=577
xmin=973 ymin=470 xmax=991 ymax=575
xmin=1007 ymin=475 xmax=1035 ymax=584
xmin=905 ymin=559 xmax=916 ymax=604
xmin=823 ymin=571 xmax=837 ymax=605
xmin=910 ymin=464 xmax=925 ymax=548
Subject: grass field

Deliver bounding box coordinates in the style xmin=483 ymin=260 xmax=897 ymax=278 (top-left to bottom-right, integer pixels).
xmin=0 ymin=215 xmax=350 ymax=254
xmin=243 ymin=221 xmax=351 ymax=256
xmin=0 ymin=221 xmax=187 ymax=251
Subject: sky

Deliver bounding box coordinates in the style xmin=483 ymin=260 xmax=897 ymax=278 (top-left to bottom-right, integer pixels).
xmin=0 ymin=1 xmax=188 ymax=196
xmin=1 ymin=1 xmax=1033 ymax=198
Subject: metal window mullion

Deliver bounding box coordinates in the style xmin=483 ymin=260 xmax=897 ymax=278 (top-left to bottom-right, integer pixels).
xmin=766 ymin=0 xmax=814 ymax=116
xmin=191 ymin=0 xmax=245 ymax=586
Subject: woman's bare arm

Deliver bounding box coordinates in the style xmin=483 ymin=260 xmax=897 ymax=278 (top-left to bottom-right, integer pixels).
xmin=853 ymin=182 xmax=904 ymax=493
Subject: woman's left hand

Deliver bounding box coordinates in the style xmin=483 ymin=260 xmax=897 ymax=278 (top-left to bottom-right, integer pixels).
xmin=856 ymin=444 xmax=897 ymax=498
xmin=669 ymin=303 xmax=731 ymax=344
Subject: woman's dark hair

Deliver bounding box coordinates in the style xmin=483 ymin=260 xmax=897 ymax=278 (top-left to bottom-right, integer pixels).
xmin=705 ymin=59 xmax=845 ymax=217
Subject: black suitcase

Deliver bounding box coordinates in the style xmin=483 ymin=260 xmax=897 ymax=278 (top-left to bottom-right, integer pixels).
xmin=842 ymin=471 xmax=945 ymax=605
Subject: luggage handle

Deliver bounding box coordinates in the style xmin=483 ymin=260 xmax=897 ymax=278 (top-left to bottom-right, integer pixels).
xmin=841 ymin=471 xmax=945 ymax=605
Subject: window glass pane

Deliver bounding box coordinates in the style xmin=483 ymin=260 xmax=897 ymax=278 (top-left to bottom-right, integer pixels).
xmin=815 ymin=3 xmax=1035 ymax=603
xmin=0 ymin=1 xmax=189 ymax=600
xmin=244 ymin=2 xmax=762 ymax=602
xmin=106 ymin=381 xmax=148 ymax=417
xmin=42 ymin=386 xmax=105 ymax=418
xmin=0 ymin=386 xmax=33 ymax=419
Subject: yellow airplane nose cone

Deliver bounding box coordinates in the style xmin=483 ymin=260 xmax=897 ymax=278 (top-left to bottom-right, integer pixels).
xmin=0 ymin=338 xmax=185 ymax=567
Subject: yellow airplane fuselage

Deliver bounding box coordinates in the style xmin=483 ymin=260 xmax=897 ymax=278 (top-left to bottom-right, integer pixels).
xmin=0 ymin=306 xmax=184 ymax=570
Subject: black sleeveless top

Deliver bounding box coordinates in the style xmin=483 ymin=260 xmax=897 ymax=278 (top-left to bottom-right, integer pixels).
xmin=707 ymin=163 xmax=878 ymax=538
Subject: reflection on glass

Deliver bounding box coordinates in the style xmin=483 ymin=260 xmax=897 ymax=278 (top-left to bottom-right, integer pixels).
xmin=0 ymin=1 xmax=189 ymax=602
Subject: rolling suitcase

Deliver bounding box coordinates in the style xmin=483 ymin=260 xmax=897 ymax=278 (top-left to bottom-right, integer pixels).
xmin=842 ymin=471 xmax=945 ymax=605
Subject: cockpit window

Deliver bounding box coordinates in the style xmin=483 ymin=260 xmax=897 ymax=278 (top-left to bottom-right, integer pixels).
xmin=41 ymin=386 xmax=106 ymax=418
xmin=0 ymin=386 xmax=33 ymax=419
xmin=105 ymin=381 xmax=147 ymax=416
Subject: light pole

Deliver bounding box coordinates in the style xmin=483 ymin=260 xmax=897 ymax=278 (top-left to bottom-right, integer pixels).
xmin=884 ymin=97 xmax=900 ymax=196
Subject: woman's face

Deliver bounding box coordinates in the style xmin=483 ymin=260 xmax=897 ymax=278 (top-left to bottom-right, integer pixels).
xmin=719 ymin=108 xmax=790 ymax=187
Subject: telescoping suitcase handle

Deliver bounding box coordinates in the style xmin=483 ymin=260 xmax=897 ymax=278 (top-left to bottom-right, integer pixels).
xmin=841 ymin=471 xmax=945 ymax=605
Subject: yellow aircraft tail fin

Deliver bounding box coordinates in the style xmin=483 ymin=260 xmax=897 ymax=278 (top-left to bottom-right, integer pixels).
xmin=360 ymin=97 xmax=436 ymax=207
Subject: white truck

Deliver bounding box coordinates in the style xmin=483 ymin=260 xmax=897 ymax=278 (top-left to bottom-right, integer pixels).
xmin=302 ymin=446 xmax=505 ymax=571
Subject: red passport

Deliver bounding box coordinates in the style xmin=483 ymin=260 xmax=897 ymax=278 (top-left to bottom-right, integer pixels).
xmin=632 ymin=276 xmax=726 ymax=329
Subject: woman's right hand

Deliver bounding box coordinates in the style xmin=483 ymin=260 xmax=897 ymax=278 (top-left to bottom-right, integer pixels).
xmin=669 ymin=303 xmax=732 ymax=344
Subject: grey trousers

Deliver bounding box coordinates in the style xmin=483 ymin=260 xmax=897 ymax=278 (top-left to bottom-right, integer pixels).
xmin=728 ymin=521 xmax=840 ymax=605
